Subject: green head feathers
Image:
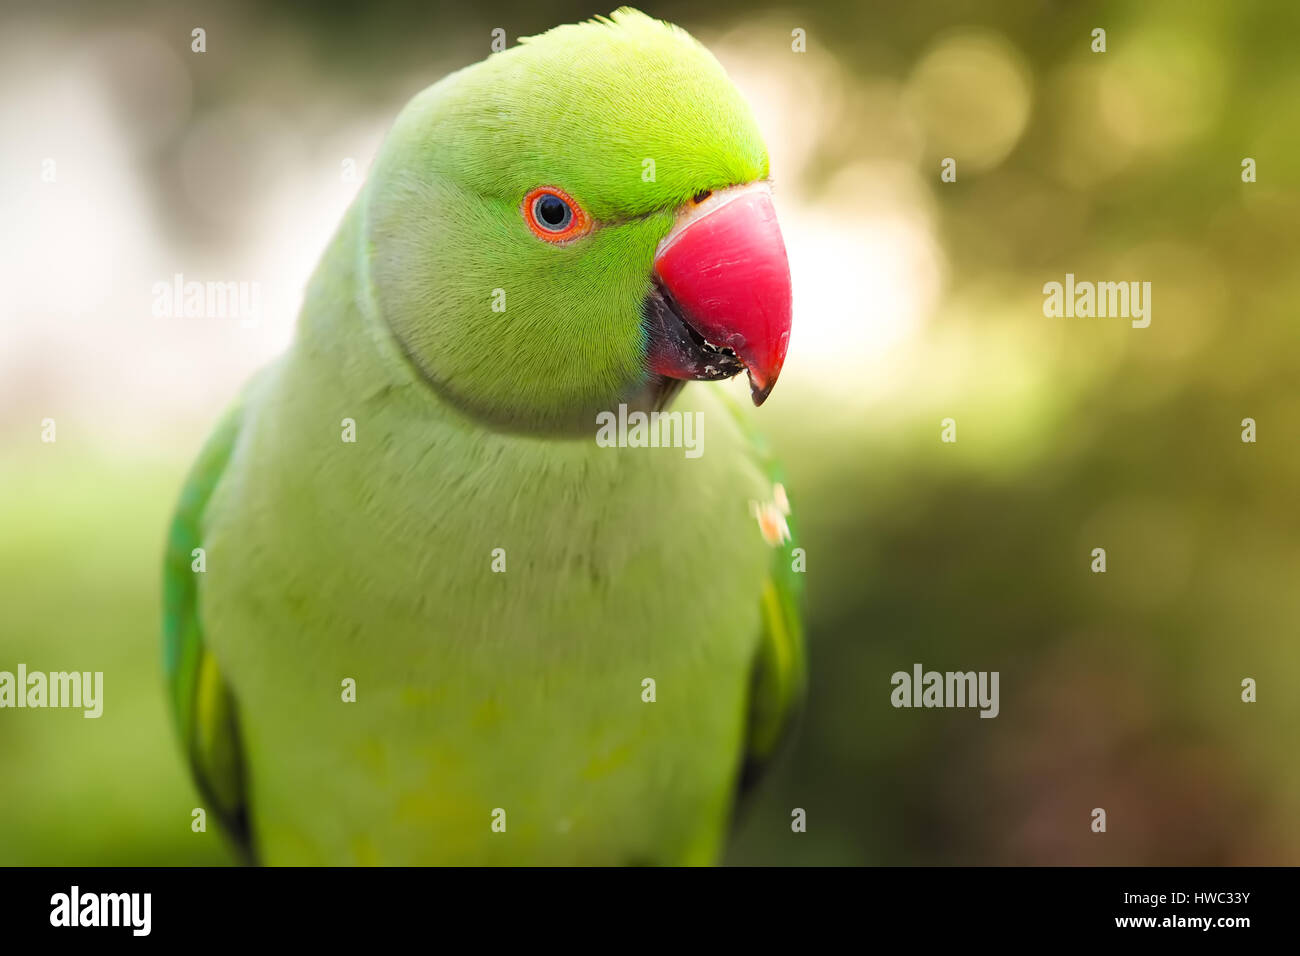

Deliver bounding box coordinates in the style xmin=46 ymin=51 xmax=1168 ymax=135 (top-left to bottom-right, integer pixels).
xmin=359 ymin=8 xmax=770 ymax=431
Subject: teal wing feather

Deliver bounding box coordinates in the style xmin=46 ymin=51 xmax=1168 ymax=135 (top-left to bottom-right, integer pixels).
xmin=162 ymin=403 xmax=253 ymax=862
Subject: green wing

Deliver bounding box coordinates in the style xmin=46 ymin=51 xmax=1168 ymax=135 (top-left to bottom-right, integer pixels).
xmin=742 ymin=555 xmax=805 ymax=790
xmin=724 ymin=395 xmax=807 ymax=797
xmin=162 ymin=403 xmax=253 ymax=862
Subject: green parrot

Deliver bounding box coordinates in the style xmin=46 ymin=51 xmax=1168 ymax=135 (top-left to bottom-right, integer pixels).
xmin=163 ymin=7 xmax=804 ymax=865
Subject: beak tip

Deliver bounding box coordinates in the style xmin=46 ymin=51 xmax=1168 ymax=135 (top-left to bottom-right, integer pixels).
xmin=748 ymin=371 xmax=776 ymax=406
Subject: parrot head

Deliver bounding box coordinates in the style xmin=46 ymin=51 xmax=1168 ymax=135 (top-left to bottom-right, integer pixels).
xmin=362 ymin=7 xmax=792 ymax=432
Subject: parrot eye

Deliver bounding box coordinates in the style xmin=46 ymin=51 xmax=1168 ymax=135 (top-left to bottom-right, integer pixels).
xmin=522 ymin=186 xmax=591 ymax=243
xmin=536 ymin=194 xmax=570 ymax=229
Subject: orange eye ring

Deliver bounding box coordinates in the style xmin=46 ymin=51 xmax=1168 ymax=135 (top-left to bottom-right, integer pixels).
xmin=522 ymin=186 xmax=591 ymax=243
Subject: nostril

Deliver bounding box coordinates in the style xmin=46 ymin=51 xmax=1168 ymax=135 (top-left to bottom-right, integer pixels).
xmin=691 ymin=189 xmax=712 ymax=204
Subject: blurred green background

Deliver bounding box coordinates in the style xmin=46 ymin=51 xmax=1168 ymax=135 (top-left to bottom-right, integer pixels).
xmin=2 ymin=0 xmax=1298 ymax=865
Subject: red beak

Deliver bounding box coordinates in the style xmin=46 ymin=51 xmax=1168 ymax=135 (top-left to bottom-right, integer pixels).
xmin=647 ymin=182 xmax=792 ymax=405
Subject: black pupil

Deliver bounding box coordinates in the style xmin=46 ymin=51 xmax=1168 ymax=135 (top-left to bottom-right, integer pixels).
xmin=537 ymin=194 xmax=570 ymax=229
